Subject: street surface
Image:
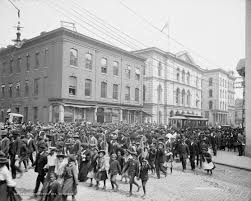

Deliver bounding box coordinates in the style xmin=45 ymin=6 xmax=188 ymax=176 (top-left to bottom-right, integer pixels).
xmin=15 ymin=162 xmax=251 ymax=201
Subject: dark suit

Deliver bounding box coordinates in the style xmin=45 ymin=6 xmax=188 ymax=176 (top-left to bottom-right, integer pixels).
xmin=34 ymin=151 xmax=48 ymax=194
xmin=155 ymin=148 xmax=166 ymax=178
xmin=1 ymin=137 xmax=10 ymax=157
xmin=9 ymin=137 xmax=22 ymax=178
xmin=27 ymin=138 xmax=37 ymax=165
xmin=188 ymin=142 xmax=197 ymax=170
xmin=178 ymin=143 xmax=190 ymax=170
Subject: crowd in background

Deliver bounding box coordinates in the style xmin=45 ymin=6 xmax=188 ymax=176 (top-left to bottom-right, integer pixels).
xmin=0 ymin=121 xmax=245 ymax=201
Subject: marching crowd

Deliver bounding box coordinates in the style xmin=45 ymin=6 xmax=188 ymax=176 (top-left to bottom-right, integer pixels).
xmin=0 ymin=121 xmax=245 ymax=201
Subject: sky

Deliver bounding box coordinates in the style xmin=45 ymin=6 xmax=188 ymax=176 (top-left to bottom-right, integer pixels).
xmin=0 ymin=0 xmax=245 ymax=97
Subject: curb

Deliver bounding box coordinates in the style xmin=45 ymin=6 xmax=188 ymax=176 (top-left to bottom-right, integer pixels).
xmin=214 ymin=161 xmax=251 ymax=172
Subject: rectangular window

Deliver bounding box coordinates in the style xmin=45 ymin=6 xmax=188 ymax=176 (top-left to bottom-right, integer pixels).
xmin=24 ymin=107 xmax=28 ymax=122
xmin=113 ymin=61 xmax=119 ymax=76
xmin=70 ymin=48 xmax=78 ymax=66
xmin=33 ymin=107 xmax=38 ymax=122
xmin=15 ymin=107 xmax=19 ymax=113
xmin=209 ymin=78 xmax=213 ymax=86
xmin=2 ymin=62 xmax=6 ymax=75
xmin=26 ymin=54 xmax=30 ymax=71
xmin=9 ymin=84 xmax=13 ymax=98
xmin=113 ymin=84 xmax=119 ymax=100
xmin=135 ymin=88 xmax=139 ymax=102
xmin=16 ymin=83 xmax=20 ymax=97
xmin=69 ymin=76 xmax=77 ymax=96
xmin=25 ymin=81 xmax=29 ymax=97
xmin=125 ymin=65 xmax=131 ymax=79
xmin=101 ymin=58 xmax=107 ymax=74
xmin=44 ymin=49 xmax=48 ymax=67
xmin=17 ymin=57 xmax=21 ymax=73
xmin=85 ymin=79 xmax=92 ymax=96
xmin=1 ymin=85 xmax=5 ymax=98
xmin=85 ymin=53 xmax=92 ymax=70
xmin=101 ymin=82 xmax=107 ymax=98
xmin=34 ymin=78 xmax=39 ymax=96
xmin=10 ymin=58 xmax=13 ymax=74
xmin=135 ymin=68 xmax=140 ymax=81
xmin=35 ymin=52 xmax=40 ymax=68
xmin=125 ymin=86 xmax=130 ymax=101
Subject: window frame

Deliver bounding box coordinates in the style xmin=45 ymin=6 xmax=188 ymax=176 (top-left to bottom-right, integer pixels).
xmin=101 ymin=58 xmax=108 ymax=74
xmin=70 ymin=48 xmax=78 ymax=67
xmin=113 ymin=84 xmax=119 ymax=100
xmin=85 ymin=79 xmax=92 ymax=97
xmin=85 ymin=53 xmax=93 ymax=70
xmin=101 ymin=81 xmax=107 ymax=98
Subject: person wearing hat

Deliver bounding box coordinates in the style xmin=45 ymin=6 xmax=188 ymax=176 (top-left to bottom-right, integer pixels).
xmin=78 ymin=144 xmax=91 ymax=182
xmin=177 ymin=139 xmax=190 ymax=172
xmin=55 ymin=153 xmax=67 ymax=185
xmin=0 ymin=151 xmax=16 ymax=201
xmin=61 ymin=155 xmax=78 ymax=201
xmin=27 ymin=132 xmax=37 ymax=167
xmin=33 ymin=143 xmax=48 ymax=196
xmin=155 ymin=142 xmax=167 ymax=179
xmin=138 ymin=159 xmax=150 ymax=198
xmin=122 ymin=150 xmax=140 ymax=196
xmin=87 ymin=146 xmax=99 ymax=187
xmin=72 ymin=135 xmax=81 ymax=156
xmin=95 ymin=150 xmax=108 ymax=190
xmin=148 ymin=144 xmax=156 ymax=174
xmin=0 ymin=130 xmax=9 ymax=158
xmin=109 ymin=153 xmax=121 ymax=191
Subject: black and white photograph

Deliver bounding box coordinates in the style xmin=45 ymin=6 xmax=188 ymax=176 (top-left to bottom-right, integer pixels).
xmin=0 ymin=0 xmax=250 ymax=200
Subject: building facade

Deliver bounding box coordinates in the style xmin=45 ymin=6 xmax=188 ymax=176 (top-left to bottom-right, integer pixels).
xmin=235 ymin=98 xmax=244 ymax=127
xmin=202 ymin=69 xmax=235 ymax=126
xmin=0 ymin=28 xmax=145 ymax=123
xmin=134 ymin=48 xmax=203 ymax=125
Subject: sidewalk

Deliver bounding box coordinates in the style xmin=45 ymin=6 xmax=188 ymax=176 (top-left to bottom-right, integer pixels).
xmin=213 ymin=150 xmax=251 ymax=171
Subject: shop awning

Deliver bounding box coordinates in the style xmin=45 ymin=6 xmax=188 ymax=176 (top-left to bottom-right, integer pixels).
xmin=141 ymin=110 xmax=152 ymax=116
xmin=63 ymin=104 xmax=94 ymax=109
xmin=169 ymin=116 xmax=187 ymax=120
xmin=187 ymin=117 xmax=208 ymax=121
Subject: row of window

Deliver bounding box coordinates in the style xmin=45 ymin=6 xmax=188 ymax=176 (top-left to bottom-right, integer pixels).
xmin=209 ymin=77 xmax=234 ymax=89
xmin=1 ymin=49 xmax=48 ymax=75
xmin=1 ymin=79 xmax=40 ymax=98
xmin=208 ymin=101 xmax=227 ymax=110
xmin=70 ymin=48 xmax=141 ymax=80
xmin=68 ymin=76 xmax=140 ymax=101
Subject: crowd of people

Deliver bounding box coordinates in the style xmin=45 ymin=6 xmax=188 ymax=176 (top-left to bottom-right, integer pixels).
xmin=0 ymin=121 xmax=245 ymax=201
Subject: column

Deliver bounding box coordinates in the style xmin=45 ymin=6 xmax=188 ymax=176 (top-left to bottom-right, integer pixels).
xmin=73 ymin=107 xmax=76 ymax=122
xmin=58 ymin=104 xmax=64 ymax=122
xmin=84 ymin=109 xmax=87 ymax=121
xmin=127 ymin=110 xmax=130 ymax=123
xmin=49 ymin=105 xmax=52 ymax=122
xmin=120 ymin=108 xmax=123 ymax=122
xmin=94 ymin=106 xmax=98 ymax=122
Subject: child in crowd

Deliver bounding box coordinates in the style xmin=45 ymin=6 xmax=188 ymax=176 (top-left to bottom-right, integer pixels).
xmin=109 ymin=153 xmax=121 ymax=191
xmin=95 ymin=150 xmax=107 ymax=190
xmin=138 ymin=159 xmax=150 ymax=198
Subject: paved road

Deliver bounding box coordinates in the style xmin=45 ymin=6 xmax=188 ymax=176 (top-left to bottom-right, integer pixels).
xmin=15 ymin=162 xmax=251 ymax=201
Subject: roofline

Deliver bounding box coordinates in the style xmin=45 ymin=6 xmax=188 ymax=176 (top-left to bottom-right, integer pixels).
xmin=204 ymin=68 xmax=236 ymax=79
xmin=0 ymin=27 xmax=146 ymax=62
xmin=133 ymin=47 xmax=205 ymax=72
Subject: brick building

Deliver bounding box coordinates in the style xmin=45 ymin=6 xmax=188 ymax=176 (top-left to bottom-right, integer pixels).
xmin=0 ymin=27 xmax=145 ymax=123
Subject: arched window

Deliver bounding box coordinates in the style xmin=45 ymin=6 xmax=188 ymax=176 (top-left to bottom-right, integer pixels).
xmin=143 ymin=85 xmax=146 ymax=101
xmin=176 ymin=88 xmax=180 ymax=104
xmin=176 ymin=68 xmax=180 ymax=81
xmin=70 ymin=48 xmax=78 ymax=66
xmin=182 ymin=89 xmax=186 ymax=105
xmin=158 ymin=61 xmax=162 ymax=77
xmin=187 ymin=90 xmax=191 ymax=106
xmin=187 ymin=72 xmax=190 ymax=84
xmin=157 ymin=84 xmax=163 ymax=102
xmin=182 ymin=70 xmax=185 ymax=82
xmin=209 ymin=101 xmax=213 ymax=109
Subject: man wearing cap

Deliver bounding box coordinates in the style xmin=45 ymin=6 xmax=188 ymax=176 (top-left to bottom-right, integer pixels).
xmin=155 ymin=142 xmax=166 ymax=179
xmin=122 ymin=151 xmax=140 ymax=196
xmin=178 ymin=140 xmax=190 ymax=172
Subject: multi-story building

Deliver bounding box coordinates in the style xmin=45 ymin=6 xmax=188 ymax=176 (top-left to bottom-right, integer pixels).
xmin=0 ymin=27 xmax=145 ymax=123
xmin=134 ymin=47 xmax=204 ymax=124
xmin=202 ymin=69 xmax=235 ymax=126
xmin=235 ymin=98 xmax=244 ymax=127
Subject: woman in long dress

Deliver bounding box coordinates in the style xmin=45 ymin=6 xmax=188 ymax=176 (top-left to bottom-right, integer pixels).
xmin=202 ymin=151 xmax=215 ymax=175
xmin=61 ymin=155 xmax=78 ymax=201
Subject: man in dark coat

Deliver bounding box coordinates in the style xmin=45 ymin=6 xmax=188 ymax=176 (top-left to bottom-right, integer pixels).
xmin=155 ymin=142 xmax=166 ymax=179
xmin=178 ymin=140 xmax=190 ymax=172
xmin=9 ymin=131 xmax=22 ymax=179
xmin=188 ymin=139 xmax=197 ymax=171
xmin=0 ymin=131 xmax=10 ymax=157
xmin=33 ymin=144 xmax=48 ymax=196
xmin=27 ymin=133 xmax=37 ymax=166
